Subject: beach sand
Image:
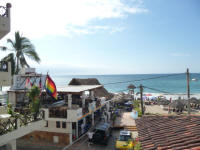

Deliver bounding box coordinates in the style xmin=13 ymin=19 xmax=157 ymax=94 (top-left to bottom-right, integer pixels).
xmin=135 ymin=93 xmax=200 ymax=100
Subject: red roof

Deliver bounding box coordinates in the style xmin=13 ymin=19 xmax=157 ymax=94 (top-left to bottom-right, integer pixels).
xmin=136 ymin=115 xmax=200 ymax=150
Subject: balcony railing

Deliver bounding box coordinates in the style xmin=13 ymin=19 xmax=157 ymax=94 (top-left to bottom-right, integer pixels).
xmin=49 ymin=107 xmax=67 ymax=118
xmin=0 ymin=110 xmax=44 ymax=136
xmin=0 ymin=3 xmax=11 ymax=18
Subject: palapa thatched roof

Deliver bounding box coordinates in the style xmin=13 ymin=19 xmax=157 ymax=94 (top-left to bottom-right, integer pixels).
xmin=127 ymin=84 xmax=136 ymax=89
xmin=69 ymin=78 xmax=101 ymax=85
xmin=169 ymin=100 xmax=185 ymax=109
xmin=157 ymin=99 xmax=170 ymax=105
xmin=190 ymin=97 xmax=200 ymax=104
xmin=68 ymin=78 xmax=113 ymax=99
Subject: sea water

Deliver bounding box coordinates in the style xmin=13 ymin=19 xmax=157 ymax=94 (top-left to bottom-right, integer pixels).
xmin=1 ymin=73 xmax=200 ymax=104
xmin=52 ymin=73 xmax=200 ymax=94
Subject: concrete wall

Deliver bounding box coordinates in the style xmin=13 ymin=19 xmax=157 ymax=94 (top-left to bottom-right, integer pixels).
xmin=7 ymin=92 xmax=16 ymax=106
xmin=0 ymin=15 xmax=10 ymax=39
xmin=0 ymin=62 xmax=11 ymax=86
xmin=67 ymin=108 xmax=82 ymax=122
xmin=40 ymin=120 xmax=71 ymax=133
xmin=22 ymin=131 xmax=70 ymax=145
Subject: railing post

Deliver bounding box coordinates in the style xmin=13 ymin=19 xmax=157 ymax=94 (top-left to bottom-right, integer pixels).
xmin=17 ymin=117 xmax=20 ymax=128
xmin=14 ymin=118 xmax=17 ymax=129
xmin=6 ymin=3 xmax=11 ymax=18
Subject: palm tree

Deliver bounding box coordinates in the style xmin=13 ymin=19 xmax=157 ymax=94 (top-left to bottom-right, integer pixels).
xmin=1 ymin=31 xmax=40 ymax=75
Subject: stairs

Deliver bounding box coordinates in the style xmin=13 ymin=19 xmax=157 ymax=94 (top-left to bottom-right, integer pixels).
xmin=124 ymin=126 xmax=137 ymax=131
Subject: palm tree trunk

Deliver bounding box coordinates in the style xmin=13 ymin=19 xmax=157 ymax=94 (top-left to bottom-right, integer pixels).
xmin=16 ymin=58 xmax=19 ymax=74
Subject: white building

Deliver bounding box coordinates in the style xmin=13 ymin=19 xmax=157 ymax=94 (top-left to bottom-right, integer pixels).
xmin=22 ymin=85 xmax=111 ymax=146
xmin=6 ymin=69 xmax=112 ymax=147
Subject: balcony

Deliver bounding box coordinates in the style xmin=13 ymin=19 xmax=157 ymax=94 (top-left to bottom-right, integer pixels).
xmin=0 ymin=61 xmax=12 ymax=86
xmin=0 ymin=3 xmax=11 ymax=40
xmin=0 ymin=109 xmax=45 ymax=146
xmin=49 ymin=106 xmax=67 ymax=118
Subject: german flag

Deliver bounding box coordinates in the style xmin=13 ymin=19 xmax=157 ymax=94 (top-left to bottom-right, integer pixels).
xmin=45 ymin=75 xmax=57 ymax=100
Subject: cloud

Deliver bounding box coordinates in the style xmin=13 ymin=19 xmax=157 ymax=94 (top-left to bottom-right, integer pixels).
xmin=0 ymin=0 xmax=147 ymax=38
xmin=170 ymin=53 xmax=190 ymax=57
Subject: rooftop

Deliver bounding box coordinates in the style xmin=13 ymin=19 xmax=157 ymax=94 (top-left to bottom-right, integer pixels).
xmin=136 ymin=115 xmax=200 ymax=150
xmin=57 ymin=85 xmax=103 ymax=93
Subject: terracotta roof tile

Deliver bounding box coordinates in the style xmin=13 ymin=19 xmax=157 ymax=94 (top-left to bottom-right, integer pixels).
xmin=136 ymin=115 xmax=200 ymax=150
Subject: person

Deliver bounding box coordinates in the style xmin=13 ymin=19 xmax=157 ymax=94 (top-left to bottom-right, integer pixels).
xmin=87 ymin=131 xmax=94 ymax=146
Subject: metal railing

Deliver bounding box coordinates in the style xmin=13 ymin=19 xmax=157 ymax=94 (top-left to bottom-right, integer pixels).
xmin=0 ymin=3 xmax=11 ymax=18
xmin=0 ymin=110 xmax=44 ymax=136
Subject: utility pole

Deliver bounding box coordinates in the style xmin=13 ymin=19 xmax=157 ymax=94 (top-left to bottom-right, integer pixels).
xmin=140 ymin=84 xmax=144 ymax=115
xmin=187 ymin=68 xmax=191 ymax=115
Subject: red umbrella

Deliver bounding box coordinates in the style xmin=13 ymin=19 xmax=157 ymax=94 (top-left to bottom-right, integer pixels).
xmin=145 ymin=93 xmax=152 ymax=96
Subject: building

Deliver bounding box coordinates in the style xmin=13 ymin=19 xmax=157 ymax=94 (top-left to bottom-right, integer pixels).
xmin=136 ymin=115 xmax=200 ymax=150
xmin=0 ymin=3 xmax=12 ymax=87
xmin=23 ymin=85 xmax=111 ymax=146
xmin=0 ymin=61 xmax=12 ymax=87
xmin=0 ymin=67 xmax=46 ymax=150
xmin=7 ymin=68 xmax=46 ymax=107
xmin=7 ymin=71 xmax=112 ymax=147
xmin=69 ymin=78 xmax=113 ymax=99
xmin=0 ymin=3 xmax=11 ymax=40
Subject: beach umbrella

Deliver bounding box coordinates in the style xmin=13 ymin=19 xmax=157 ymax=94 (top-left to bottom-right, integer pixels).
xmin=127 ymin=84 xmax=136 ymax=95
xmin=145 ymin=93 xmax=152 ymax=96
xmin=169 ymin=100 xmax=185 ymax=109
xmin=149 ymin=96 xmax=156 ymax=101
xmin=190 ymin=97 xmax=200 ymax=104
xmin=127 ymin=84 xmax=136 ymax=89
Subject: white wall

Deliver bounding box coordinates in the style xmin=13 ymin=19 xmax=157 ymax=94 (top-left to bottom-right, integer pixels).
xmin=0 ymin=120 xmax=45 ymax=147
xmin=0 ymin=63 xmax=11 ymax=86
xmin=0 ymin=15 xmax=10 ymax=39
xmin=8 ymin=92 xmax=16 ymax=106
xmin=39 ymin=120 xmax=71 ymax=133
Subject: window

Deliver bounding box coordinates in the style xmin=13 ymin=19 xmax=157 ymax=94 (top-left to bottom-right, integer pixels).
xmin=45 ymin=121 xmax=48 ymax=127
xmin=56 ymin=121 xmax=60 ymax=128
xmin=62 ymin=122 xmax=66 ymax=128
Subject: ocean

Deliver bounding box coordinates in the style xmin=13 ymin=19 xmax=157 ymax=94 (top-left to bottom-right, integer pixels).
xmin=52 ymin=73 xmax=200 ymax=94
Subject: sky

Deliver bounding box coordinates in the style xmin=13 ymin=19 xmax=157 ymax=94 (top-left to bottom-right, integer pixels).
xmin=0 ymin=0 xmax=200 ymax=75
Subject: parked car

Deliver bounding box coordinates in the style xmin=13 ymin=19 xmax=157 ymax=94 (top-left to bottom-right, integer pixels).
xmin=92 ymin=122 xmax=112 ymax=145
xmin=115 ymin=130 xmax=134 ymax=150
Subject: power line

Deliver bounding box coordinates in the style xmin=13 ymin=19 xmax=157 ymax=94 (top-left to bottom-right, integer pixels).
xmin=141 ymin=85 xmax=173 ymax=94
xmin=103 ymin=73 xmax=185 ymax=85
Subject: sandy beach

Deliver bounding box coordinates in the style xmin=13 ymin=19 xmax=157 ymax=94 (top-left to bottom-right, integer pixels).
xmin=135 ymin=93 xmax=200 ymax=100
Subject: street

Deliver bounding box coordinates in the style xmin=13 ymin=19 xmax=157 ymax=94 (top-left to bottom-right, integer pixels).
xmin=67 ymin=129 xmax=120 ymax=150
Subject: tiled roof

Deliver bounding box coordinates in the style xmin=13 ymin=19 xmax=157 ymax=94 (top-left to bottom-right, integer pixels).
xmin=135 ymin=115 xmax=200 ymax=150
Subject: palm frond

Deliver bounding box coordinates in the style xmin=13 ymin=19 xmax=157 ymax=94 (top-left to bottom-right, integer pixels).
xmin=19 ymin=55 xmax=29 ymax=68
xmin=7 ymin=39 xmax=15 ymax=48
xmin=5 ymin=31 xmax=41 ymax=74
xmin=24 ymin=49 xmax=41 ymax=63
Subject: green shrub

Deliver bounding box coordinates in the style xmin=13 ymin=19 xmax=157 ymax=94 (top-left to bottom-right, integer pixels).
xmin=134 ymin=107 xmax=142 ymax=117
xmin=27 ymin=85 xmax=41 ymax=119
xmin=133 ymin=100 xmax=140 ymax=108
xmin=134 ymin=142 xmax=141 ymax=150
